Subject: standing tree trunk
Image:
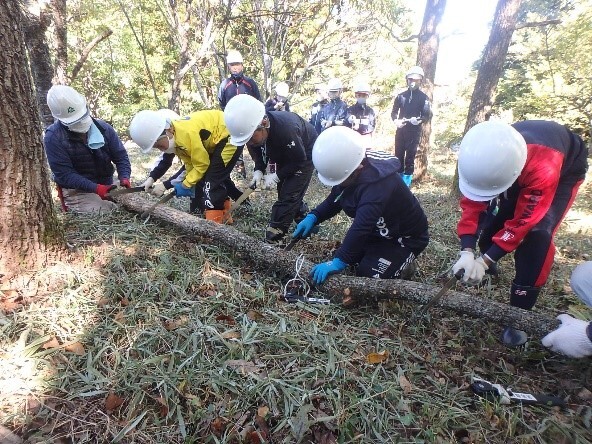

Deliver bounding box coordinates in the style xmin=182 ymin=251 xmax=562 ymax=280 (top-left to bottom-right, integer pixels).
xmin=451 ymin=0 xmax=522 ymax=196
xmin=23 ymin=0 xmax=55 ymax=128
xmin=463 ymin=0 xmax=522 ymax=133
xmin=0 ymin=0 xmax=63 ymax=277
xmin=414 ymin=0 xmax=447 ymax=182
xmin=50 ymin=0 xmax=67 ymax=84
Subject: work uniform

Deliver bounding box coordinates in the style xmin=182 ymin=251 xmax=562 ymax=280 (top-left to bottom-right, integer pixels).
xmin=311 ymin=151 xmax=429 ymax=278
xmin=345 ymin=102 xmax=376 ymax=146
xmin=248 ymin=111 xmax=317 ymax=234
xmin=309 ymin=98 xmax=328 ymax=135
xmin=457 ymin=120 xmax=588 ymax=309
xmin=390 ymin=88 xmax=432 ymax=175
xmin=44 ymin=118 xmax=131 ymax=213
xmin=218 ymin=74 xmax=262 ymax=110
xmin=170 ymin=111 xmax=241 ymax=211
xmin=318 ymin=98 xmax=348 ymax=132
xmin=264 ymin=97 xmax=290 ymax=113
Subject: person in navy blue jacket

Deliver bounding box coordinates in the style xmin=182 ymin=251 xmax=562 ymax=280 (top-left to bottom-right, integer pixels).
xmin=44 ymin=85 xmax=131 ymax=213
xmin=292 ymin=126 xmax=429 ymax=285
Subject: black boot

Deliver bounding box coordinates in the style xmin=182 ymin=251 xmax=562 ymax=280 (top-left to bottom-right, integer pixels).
xmin=501 ymin=283 xmax=541 ymax=347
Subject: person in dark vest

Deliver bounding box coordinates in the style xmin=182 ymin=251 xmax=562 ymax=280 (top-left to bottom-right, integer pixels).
xmin=390 ymin=66 xmax=432 ymax=187
xmin=217 ymin=50 xmax=262 ymax=180
xmin=309 ymin=83 xmax=328 ymax=135
xmin=318 ymin=78 xmax=348 ymax=132
xmin=265 ymin=81 xmax=291 ymax=113
xmin=345 ymin=81 xmax=376 ymax=147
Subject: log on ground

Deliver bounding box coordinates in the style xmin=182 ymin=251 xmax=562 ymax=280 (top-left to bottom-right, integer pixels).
xmin=116 ymin=194 xmax=560 ymax=338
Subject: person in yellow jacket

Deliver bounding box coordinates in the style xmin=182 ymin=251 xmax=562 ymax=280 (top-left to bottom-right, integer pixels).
xmin=129 ymin=109 xmax=241 ymax=223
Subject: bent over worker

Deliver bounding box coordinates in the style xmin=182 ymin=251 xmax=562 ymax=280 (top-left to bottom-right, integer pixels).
xmin=452 ymin=120 xmax=588 ymax=347
xmin=293 ymin=126 xmax=429 ymax=285
xmin=224 ymin=94 xmax=317 ymax=244
xmin=129 ymin=109 xmax=241 ymax=223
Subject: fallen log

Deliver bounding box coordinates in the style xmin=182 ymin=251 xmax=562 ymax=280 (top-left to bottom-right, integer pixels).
xmin=115 ymin=194 xmax=560 ymax=338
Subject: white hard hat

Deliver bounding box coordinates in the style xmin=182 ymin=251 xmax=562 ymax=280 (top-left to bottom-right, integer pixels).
xmin=354 ymin=81 xmax=371 ymax=94
xmin=312 ymin=126 xmax=366 ymax=186
xmin=406 ymin=66 xmax=424 ymax=80
xmin=157 ymin=108 xmax=180 ymax=121
xmin=226 ymin=50 xmax=243 ymax=64
xmin=47 ymin=85 xmax=88 ymax=124
xmin=223 ymin=95 xmax=265 ymax=146
xmin=275 ymin=82 xmax=289 ymax=97
xmin=327 ymin=78 xmax=343 ymax=91
xmin=129 ymin=110 xmax=167 ymax=154
xmin=458 ymin=121 xmax=527 ymax=201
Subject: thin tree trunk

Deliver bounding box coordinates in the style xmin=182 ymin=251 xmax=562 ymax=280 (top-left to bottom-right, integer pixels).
xmin=0 ymin=0 xmax=63 ymax=276
xmin=23 ymin=0 xmax=55 ymax=128
xmin=69 ymin=29 xmax=114 ymax=82
xmin=50 ymin=0 xmax=67 ymax=84
xmin=114 ymin=194 xmax=559 ymax=338
xmin=414 ymin=0 xmax=446 ymax=182
xmin=463 ymin=0 xmax=522 ymax=133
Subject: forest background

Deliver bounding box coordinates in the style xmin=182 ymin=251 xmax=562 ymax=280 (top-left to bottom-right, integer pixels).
xmin=1 ymin=0 xmax=592 ymax=443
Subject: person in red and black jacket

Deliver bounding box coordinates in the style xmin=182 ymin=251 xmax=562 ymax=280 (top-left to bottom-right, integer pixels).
xmin=452 ymin=120 xmax=588 ymax=347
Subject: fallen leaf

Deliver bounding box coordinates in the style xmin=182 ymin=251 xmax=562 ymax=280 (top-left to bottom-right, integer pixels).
xmin=366 ymin=350 xmax=389 ymax=364
xmin=225 ymin=359 xmax=260 ymax=375
xmin=247 ymin=429 xmax=267 ymax=444
xmin=120 ymin=297 xmax=130 ymax=306
xmin=399 ymin=374 xmax=413 ymax=394
xmin=216 ymin=314 xmax=236 ymax=325
xmin=257 ymin=406 xmax=269 ymax=418
xmin=221 ymin=330 xmax=241 ymax=339
xmin=42 ymin=337 xmax=60 ymax=349
xmin=211 ymin=417 xmax=228 ymax=437
xmin=97 ymin=297 xmax=110 ymax=307
xmin=246 ymin=310 xmax=263 ymax=321
xmin=114 ymin=311 xmax=125 ymax=322
xmin=577 ymin=387 xmax=592 ymax=401
xmin=163 ymin=315 xmax=189 ymax=331
xmin=154 ymin=396 xmax=169 ymax=417
xmin=105 ymin=392 xmax=125 ymax=412
xmin=64 ymin=341 xmax=85 ymax=356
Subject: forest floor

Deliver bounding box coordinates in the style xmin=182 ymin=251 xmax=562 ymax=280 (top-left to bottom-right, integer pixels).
xmin=1 ymin=144 xmax=591 ymax=444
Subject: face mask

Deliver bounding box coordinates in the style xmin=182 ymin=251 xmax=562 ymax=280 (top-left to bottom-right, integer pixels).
xmin=356 ymin=98 xmax=367 ymax=105
xmin=328 ymin=91 xmax=339 ymax=100
xmin=67 ymin=115 xmax=93 ymax=133
xmin=164 ymin=135 xmax=176 ymax=153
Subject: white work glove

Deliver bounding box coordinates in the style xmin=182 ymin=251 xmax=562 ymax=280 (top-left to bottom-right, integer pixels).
xmin=335 ymin=119 xmax=344 ymax=126
xmin=347 ymin=115 xmax=355 ymax=124
xmin=151 ymin=182 xmax=167 ymax=197
xmin=323 ymin=120 xmax=332 ymax=129
xmin=452 ymin=251 xmax=476 ymax=282
xmin=274 ymin=102 xmax=284 ymax=110
xmin=393 ymin=119 xmax=406 ymax=129
xmin=141 ymin=177 xmax=155 ymax=192
xmin=466 ymin=256 xmax=488 ymax=285
xmin=542 ymin=314 xmax=592 ymax=358
xmin=409 ymin=117 xmax=422 ymax=126
xmin=250 ymin=170 xmax=264 ymax=188
xmin=263 ymin=173 xmax=279 ymax=190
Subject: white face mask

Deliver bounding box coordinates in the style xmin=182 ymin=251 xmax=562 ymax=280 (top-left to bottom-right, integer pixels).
xmin=356 ymin=98 xmax=367 ymax=105
xmin=67 ymin=115 xmax=93 ymax=133
xmin=164 ymin=135 xmax=176 ymax=153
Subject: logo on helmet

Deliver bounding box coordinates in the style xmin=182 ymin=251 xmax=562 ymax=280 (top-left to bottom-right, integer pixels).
xmin=67 ymin=107 xmax=75 ymax=114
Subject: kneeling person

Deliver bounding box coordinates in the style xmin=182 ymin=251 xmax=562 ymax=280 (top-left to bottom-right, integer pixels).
xmin=293 ymin=126 xmax=429 ymax=284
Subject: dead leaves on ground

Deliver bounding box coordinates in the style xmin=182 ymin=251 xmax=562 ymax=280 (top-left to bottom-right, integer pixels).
xmin=42 ymin=337 xmax=86 ymax=355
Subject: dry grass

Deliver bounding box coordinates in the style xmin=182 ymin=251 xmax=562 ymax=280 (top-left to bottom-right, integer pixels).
xmin=1 ymin=145 xmax=592 ymax=443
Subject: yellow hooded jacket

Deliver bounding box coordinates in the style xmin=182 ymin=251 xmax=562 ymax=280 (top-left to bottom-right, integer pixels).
xmin=171 ymin=110 xmax=236 ymax=188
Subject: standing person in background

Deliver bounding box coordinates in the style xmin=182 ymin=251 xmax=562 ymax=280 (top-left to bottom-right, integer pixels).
xmin=318 ymin=78 xmax=348 ymax=132
xmin=391 ymin=66 xmax=432 ymax=187
xmin=451 ymin=120 xmax=587 ymax=347
xmin=217 ymin=50 xmax=262 ymax=180
xmin=345 ymin=81 xmax=376 ymax=147
xmin=265 ymin=82 xmax=291 ymax=113
xmin=309 ymin=83 xmax=328 ymax=135
xmin=224 ymin=95 xmax=317 ymax=244
xmin=129 ymin=109 xmax=242 ymax=224
xmin=44 ymin=85 xmax=131 ymax=213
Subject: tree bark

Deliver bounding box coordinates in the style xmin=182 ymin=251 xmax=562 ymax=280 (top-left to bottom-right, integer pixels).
xmin=414 ymin=0 xmax=446 ymax=182
xmin=463 ymin=0 xmax=522 ymax=134
xmin=49 ymin=0 xmax=67 ymax=84
xmin=114 ymin=194 xmax=560 ymax=338
xmin=23 ymin=0 xmax=54 ymax=128
xmin=0 ymin=1 xmax=63 ymax=277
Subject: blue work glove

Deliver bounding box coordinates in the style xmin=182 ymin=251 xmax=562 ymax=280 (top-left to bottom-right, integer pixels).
xmin=174 ymin=182 xmax=195 ymax=198
xmin=292 ymin=214 xmax=318 ymax=239
xmin=311 ymin=257 xmax=348 ymax=285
